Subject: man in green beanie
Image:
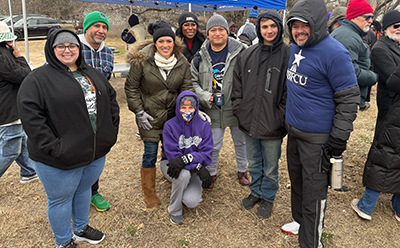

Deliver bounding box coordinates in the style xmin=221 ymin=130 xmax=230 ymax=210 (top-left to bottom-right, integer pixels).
xmin=78 ymin=11 xmax=114 ymax=212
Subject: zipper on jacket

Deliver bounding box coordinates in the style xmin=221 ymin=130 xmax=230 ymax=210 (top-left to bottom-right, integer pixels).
xmin=78 ymin=69 xmax=98 ymax=162
xmin=265 ymin=67 xmax=280 ymax=94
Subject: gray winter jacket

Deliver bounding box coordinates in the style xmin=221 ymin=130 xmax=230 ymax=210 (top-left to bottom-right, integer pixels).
xmin=191 ymin=37 xmax=245 ymax=129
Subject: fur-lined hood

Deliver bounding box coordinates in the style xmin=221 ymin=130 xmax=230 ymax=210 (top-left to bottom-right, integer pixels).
xmin=125 ymin=38 xmax=185 ymax=66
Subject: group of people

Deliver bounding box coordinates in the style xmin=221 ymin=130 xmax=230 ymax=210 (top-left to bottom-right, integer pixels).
xmin=2 ymin=0 xmax=400 ymax=246
xmin=125 ymin=1 xmax=400 ymax=247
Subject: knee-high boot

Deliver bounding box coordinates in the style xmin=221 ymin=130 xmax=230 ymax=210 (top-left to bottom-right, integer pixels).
xmin=141 ymin=167 xmax=161 ymax=207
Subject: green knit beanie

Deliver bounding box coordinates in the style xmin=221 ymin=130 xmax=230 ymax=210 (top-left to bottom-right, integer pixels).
xmin=83 ymin=11 xmax=109 ymax=34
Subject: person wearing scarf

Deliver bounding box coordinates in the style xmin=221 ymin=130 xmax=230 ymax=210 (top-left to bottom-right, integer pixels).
xmin=124 ymin=20 xmax=194 ymax=208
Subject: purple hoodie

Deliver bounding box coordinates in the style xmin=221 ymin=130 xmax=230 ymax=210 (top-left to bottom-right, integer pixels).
xmin=163 ymin=90 xmax=213 ymax=170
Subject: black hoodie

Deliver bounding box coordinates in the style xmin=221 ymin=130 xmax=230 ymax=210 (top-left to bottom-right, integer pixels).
xmin=287 ymin=0 xmax=329 ymax=48
xmin=232 ymin=10 xmax=290 ymax=140
xmin=17 ymin=28 xmax=120 ymax=170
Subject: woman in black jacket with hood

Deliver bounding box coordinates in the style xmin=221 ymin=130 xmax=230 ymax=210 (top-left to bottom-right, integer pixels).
xmin=176 ymin=12 xmax=205 ymax=64
xmin=17 ymin=28 xmax=119 ymax=248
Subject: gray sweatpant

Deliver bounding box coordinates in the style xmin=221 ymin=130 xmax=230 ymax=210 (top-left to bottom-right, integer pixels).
xmin=207 ymin=126 xmax=247 ymax=176
xmin=160 ymin=160 xmax=203 ymax=215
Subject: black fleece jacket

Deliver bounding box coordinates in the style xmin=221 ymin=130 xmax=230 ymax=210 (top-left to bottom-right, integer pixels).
xmin=17 ymin=28 xmax=120 ymax=170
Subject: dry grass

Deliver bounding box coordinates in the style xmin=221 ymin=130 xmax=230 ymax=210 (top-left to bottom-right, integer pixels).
xmin=1 ymin=40 xmax=400 ymax=247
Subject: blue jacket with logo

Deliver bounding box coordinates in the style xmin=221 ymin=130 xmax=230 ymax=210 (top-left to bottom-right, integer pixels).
xmin=286 ymin=0 xmax=359 ymax=141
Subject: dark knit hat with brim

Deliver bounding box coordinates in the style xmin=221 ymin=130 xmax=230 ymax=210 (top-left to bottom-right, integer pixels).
xmin=382 ymin=10 xmax=400 ymax=31
xmin=178 ymin=12 xmax=198 ymax=27
xmin=148 ymin=20 xmax=175 ymax=43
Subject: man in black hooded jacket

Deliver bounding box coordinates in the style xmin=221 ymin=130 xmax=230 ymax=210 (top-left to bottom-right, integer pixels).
xmin=232 ymin=10 xmax=290 ymax=220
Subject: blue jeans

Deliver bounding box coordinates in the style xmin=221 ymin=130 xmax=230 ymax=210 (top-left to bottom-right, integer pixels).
xmin=245 ymin=135 xmax=282 ymax=202
xmin=358 ymin=187 xmax=400 ymax=217
xmin=142 ymin=141 xmax=164 ymax=168
xmin=33 ymin=156 xmax=105 ymax=246
xmin=0 ymin=124 xmax=36 ymax=178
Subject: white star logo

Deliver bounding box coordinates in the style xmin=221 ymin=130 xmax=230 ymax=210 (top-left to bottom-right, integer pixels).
xmin=293 ymin=49 xmax=305 ymax=67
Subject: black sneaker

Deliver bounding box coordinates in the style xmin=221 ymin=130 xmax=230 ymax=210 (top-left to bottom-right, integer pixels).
xmin=57 ymin=239 xmax=77 ymax=248
xmin=257 ymin=199 xmax=273 ymax=219
xmin=73 ymin=225 xmax=105 ymax=244
xmin=359 ymin=102 xmax=370 ymax=111
xmin=241 ymin=194 xmax=261 ymax=210
xmin=170 ymin=214 xmax=184 ymax=225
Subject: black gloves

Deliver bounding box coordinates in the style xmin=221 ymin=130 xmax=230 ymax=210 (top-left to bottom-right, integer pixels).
xmin=321 ymin=136 xmax=347 ymax=172
xmin=167 ymin=154 xmax=193 ymax=179
xmin=193 ymin=164 xmax=212 ymax=188
xmin=326 ymin=136 xmax=347 ymax=156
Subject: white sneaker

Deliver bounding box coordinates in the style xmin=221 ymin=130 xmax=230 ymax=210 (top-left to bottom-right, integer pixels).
xmin=351 ymin=199 xmax=372 ymax=220
xmin=395 ymin=214 xmax=400 ymax=222
xmin=20 ymin=174 xmax=39 ymax=184
xmin=281 ymin=221 xmax=300 ymax=235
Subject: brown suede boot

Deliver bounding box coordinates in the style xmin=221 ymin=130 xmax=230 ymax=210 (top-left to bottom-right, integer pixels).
xmin=141 ymin=167 xmax=161 ymax=207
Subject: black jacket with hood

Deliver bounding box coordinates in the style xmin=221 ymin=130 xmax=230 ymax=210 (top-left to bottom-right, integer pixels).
xmin=17 ymin=28 xmax=120 ymax=170
xmin=362 ymin=64 xmax=400 ymax=194
xmin=232 ymin=10 xmax=290 ymax=140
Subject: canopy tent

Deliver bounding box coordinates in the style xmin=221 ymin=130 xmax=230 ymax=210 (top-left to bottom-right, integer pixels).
xmin=10 ymin=0 xmax=287 ymax=64
xmin=69 ymin=0 xmax=287 ymax=12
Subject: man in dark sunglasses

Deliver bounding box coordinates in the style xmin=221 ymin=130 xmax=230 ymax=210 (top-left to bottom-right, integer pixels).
xmin=331 ymin=0 xmax=377 ymax=112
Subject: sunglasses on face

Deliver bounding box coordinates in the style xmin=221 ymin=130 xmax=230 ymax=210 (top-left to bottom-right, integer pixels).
xmin=393 ymin=24 xmax=400 ymax=29
xmin=361 ymin=15 xmax=374 ymax=21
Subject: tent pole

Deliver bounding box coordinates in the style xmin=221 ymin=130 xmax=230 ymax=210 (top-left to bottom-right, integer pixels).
xmin=282 ymin=9 xmax=287 ymax=32
xmin=22 ymin=0 xmax=29 ymax=63
xmin=8 ymin=0 xmax=15 ymax=45
xmin=130 ymin=3 xmax=133 ymax=15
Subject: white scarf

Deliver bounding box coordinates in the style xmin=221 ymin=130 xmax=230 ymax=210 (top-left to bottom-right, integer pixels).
xmin=154 ymin=52 xmax=177 ymax=80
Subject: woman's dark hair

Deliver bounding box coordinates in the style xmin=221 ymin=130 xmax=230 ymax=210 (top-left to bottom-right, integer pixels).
xmin=152 ymin=37 xmax=184 ymax=58
xmin=0 ymin=42 xmax=18 ymax=76
xmin=175 ymin=26 xmax=206 ymax=42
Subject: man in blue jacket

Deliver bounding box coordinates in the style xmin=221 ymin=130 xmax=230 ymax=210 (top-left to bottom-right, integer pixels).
xmin=281 ymin=0 xmax=360 ymax=246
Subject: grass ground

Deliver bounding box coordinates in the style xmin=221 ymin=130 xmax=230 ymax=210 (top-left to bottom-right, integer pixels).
xmin=0 ymin=40 xmax=399 ymax=247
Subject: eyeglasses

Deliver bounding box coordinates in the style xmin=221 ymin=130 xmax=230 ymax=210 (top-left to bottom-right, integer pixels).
xmin=361 ymin=15 xmax=374 ymax=21
xmin=393 ymin=24 xmax=400 ymax=29
xmin=54 ymin=44 xmax=79 ymax=52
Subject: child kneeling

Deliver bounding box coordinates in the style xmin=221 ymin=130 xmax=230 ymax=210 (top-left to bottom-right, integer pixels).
xmin=160 ymin=90 xmax=213 ymax=225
